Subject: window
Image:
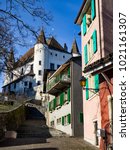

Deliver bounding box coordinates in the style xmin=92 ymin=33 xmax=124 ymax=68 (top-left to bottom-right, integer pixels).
xmin=50 ymin=63 xmax=55 ymax=70
xmin=67 ymin=88 xmax=70 ymax=102
xmin=38 ymin=70 xmax=42 ymax=75
xmin=60 ymin=92 xmax=64 ymax=106
xmin=50 ymin=121 xmax=54 ymax=127
xmin=24 ymin=81 xmax=28 ymax=86
xmin=84 ymin=30 xmax=97 ymax=65
xmin=39 ymin=61 xmax=41 ymax=65
xmin=63 ymin=55 xmax=65 ymax=58
xmin=57 ymin=118 xmax=61 ymax=125
xmin=50 ymin=52 xmax=53 ymax=55
xmin=56 ymin=96 xmax=60 ymax=106
xmin=62 ymin=114 xmax=71 ymax=126
xmin=55 ymin=54 xmax=57 ymax=56
xmin=85 ymin=74 xmax=99 ymax=100
xmin=29 ymin=82 xmax=32 ymax=89
xmin=30 ymin=64 xmax=33 ymax=71
xmin=37 ymin=81 xmax=41 ymax=85
xmin=81 ymin=0 xmax=96 ymax=35
xmin=57 ymin=65 xmax=60 ymax=69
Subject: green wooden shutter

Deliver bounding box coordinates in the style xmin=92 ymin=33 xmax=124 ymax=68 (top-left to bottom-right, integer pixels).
xmin=67 ymin=88 xmax=70 ymax=102
xmin=53 ymin=98 xmax=56 ymax=110
xmin=93 ymin=30 xmax=97 ymax=53
xmin=84 ymin=45 xmax=88 ymax=64
xmin=91 ymin=0 xmax=96 ymax=20
xmin=67 ymin=114 xmax=71 ymax=124
xmin=62 ymin=116 xmax=64 ymax=125
xmin=83 ymin=14 xmax=87 ymax=35
xmin=86 ymin=78 xmax=89 ymax=100
xmin=60 ymin=93 xmax=64 ymax=106
xmin=79 ymin=112 xmax=83 ymax=123
xmin=68 ymin=67 xmax=70 ymax=78
xmin=94 ymin=74 xmax=99 ymax=92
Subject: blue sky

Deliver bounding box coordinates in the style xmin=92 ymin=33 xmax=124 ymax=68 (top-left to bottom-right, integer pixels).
xmin=0 ymin=0 xmax=83 ymax=92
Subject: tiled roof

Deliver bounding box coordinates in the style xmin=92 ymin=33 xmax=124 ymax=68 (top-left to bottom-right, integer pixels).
xmin=47 ymin=36 xmax=64 ymax=51
xmin=14 ymin=47 xmax=34 ymax=68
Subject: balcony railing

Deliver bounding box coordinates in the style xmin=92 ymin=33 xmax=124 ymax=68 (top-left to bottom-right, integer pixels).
xmin=47 ymin=74 xmax=70 ymax=92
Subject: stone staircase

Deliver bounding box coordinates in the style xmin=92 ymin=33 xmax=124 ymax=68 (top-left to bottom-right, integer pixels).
xmin=16 ymin=120 xmax=67 ymax=139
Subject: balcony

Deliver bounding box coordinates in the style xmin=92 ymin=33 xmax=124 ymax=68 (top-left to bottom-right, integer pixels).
xmin=47 ymin=74 xmax=70 ymax=95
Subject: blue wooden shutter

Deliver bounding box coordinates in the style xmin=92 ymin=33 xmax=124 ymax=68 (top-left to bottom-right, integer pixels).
xmin=86 ymin=78 xmax=89 ymax=100
xmin=84 ymin=45 xmax=88 ymax=64
xmin=93 ymin=30 xmax=97 ymax=53
xmin=83 ymin=14 xmax=87 ymax=35
xmin=94 ymin=74 xmax=99 ymax=92
xmin=91 ymin=0 xmax=96 ymax=20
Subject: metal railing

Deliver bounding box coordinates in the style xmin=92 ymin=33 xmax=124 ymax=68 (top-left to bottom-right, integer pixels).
xmin=47 ymin=74 xmax=70 ymax=91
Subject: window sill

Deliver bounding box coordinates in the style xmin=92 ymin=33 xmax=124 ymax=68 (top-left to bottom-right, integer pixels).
xmin=64 ymin=101 xmax=69 ymax=105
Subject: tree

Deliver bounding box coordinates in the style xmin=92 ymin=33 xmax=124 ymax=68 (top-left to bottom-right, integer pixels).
xmin=0 ymin=0 xmax=52 ymax=74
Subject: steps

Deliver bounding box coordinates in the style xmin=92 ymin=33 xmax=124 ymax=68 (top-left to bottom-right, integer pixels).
xmin=16 ymin=120 xmax=67 ymax=139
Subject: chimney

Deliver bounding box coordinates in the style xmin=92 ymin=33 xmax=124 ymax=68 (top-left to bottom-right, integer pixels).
xmin=64 ymin=43 xmax=68 ymax=51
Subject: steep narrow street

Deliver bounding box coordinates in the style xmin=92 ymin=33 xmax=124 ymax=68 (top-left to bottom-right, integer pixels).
xmin=0 ymin=119 xmax=98 ymax=150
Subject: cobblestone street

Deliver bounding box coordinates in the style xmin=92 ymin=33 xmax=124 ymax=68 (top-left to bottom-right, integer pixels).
xmin=0 ymin=120 xmax=99 ymax=150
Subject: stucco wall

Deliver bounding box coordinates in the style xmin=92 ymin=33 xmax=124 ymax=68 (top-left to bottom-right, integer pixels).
xmin=83 ymin=93 xmax=101 ymax=145
xmin=49 ymin=102 xmax=72 ymax=135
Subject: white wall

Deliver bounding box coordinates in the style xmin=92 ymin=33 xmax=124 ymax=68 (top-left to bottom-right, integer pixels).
xmin=49 ymin=102 xmax=72 ymax=135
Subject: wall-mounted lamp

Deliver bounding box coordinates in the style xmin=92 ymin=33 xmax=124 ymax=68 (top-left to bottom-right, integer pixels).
xmin=79 ymin=76 xmax=99 ymax=93
xmin=79 ymin=76 xmax=86 ymax=87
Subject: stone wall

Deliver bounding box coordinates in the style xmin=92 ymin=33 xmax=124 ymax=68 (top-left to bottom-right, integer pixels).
xmin=0 ymin=104 xmax=25 ymax=139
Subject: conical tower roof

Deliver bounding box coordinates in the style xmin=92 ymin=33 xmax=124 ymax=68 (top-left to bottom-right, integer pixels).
xmin=37 ymin=29 xmax=47 ymax=44
xmin=71 ymin=39 xmax=80 ymax=55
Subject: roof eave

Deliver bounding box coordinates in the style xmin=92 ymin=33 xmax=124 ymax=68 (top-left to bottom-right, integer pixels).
xmin=74 ymin=0 xmax=87 ymax=25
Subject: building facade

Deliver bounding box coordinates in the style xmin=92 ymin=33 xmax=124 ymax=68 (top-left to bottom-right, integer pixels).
xmin=46 ymin=56 xmax=83 ymax=137
xmin=75 ymin=0 xmax=113 ymax=149
xmin=3 ymin=30 xmax=72 ymax=100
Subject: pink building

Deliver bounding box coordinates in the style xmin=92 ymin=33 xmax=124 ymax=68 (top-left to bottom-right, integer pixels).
xmin=75 ymin=0 xmax=113 ymax=149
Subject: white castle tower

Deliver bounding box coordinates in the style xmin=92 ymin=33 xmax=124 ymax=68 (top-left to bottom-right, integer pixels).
xmin=34 ymin=30 xmax=49 ymax=86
